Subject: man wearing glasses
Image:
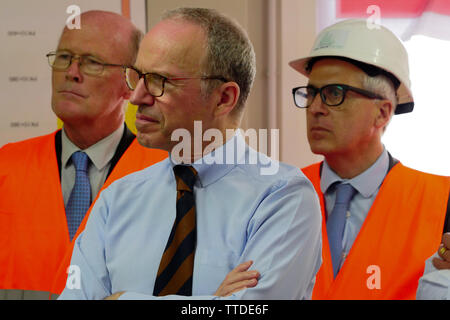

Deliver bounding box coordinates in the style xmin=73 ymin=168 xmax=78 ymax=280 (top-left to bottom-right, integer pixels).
xmin=59 ymin=7 xmax=322 ymax=300
xmin=0 ymin=10 xmax=167 ymax=299
xmin=289 ymin=19 xmax=450 ymax=299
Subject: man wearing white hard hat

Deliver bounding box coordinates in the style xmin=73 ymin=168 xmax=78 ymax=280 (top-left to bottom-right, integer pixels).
xmin=289 ymin=19 xmax=450 ymax=299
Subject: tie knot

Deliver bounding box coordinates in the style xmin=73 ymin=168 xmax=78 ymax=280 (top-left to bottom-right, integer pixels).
xmin=335 ymin=183 xmax=356 ymax=205
xmin=173 ymin=165 xmax=198 ymax=192
xmin=71 ymin=151 xmax=90 ymax=172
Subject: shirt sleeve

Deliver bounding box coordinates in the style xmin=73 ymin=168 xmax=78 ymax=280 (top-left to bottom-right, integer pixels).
xmin=120 ymin=176 xmax=323 ymax=300
xmin=416 ymin=253 xmax=450 ymax=300
xmin=58 ymin=193 xmax=113 ymax=300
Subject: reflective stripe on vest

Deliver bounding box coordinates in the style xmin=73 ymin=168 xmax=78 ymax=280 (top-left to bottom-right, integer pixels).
xmin=0 ymin=289 xmax=58 ymax=300
xmin=0 ymin=131 xmax=167 ymax=296
xmin=302 ymin=162 xmax=450 ymax=300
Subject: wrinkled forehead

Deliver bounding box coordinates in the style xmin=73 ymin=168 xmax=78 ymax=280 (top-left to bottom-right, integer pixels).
xmin=135 ymin=19 xmax=207 ymax=75
xmin=308 ymin=58 xmax=366 ymax=86
xmin=57 ymin=14 xmax=132 ymax=62
xmin=307 ymin=56 xmax=400 ymax=90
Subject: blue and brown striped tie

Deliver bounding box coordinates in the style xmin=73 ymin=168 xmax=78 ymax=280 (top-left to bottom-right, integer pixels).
xmin=153 ymin=165 xmax=198 ymax=296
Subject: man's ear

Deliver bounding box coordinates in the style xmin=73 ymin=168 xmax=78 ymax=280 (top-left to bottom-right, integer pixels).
xmin=214 ymin=82 xmax=240 ymax=118
xmin=375 ymin=99 xmax=393 ymax=129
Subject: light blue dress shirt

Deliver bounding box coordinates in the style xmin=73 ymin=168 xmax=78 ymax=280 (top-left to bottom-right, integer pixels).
xmin=417 ymin=254 xmax=450 ymax=299
xmin=321 ymin=148 xmax=389 ymax=271
xmin=59 ymin=131 xmax=322 ymax=300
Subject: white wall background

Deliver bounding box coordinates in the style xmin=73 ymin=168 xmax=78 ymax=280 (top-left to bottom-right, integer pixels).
xmin=3 ymin=0 xmax=446 ymax=175
xmin=0 ymin=0 xmax=145 ymax=147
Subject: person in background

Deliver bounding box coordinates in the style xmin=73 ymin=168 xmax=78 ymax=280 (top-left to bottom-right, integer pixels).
xmin=0 ymin=10 xmax=167 ymax=299
xmin=289 ymin=19 xmax=450 ymax=299
xmin=58 ymin=7 xmax=322 ymax=300
xmin=417 ymin=232 xmax=450 ymax=299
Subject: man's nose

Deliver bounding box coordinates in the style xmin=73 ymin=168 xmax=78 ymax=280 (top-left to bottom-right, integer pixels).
xmin=130 ymin=78 xmax=155 ymax=106
xmin=65 ymin=57 xmax=83 ymax=83
xmin=308 ymin=93 xmax=329 ymax=116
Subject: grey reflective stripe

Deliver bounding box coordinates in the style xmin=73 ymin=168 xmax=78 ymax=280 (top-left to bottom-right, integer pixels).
xmin=0 ymin=289 xmax=59 ymax=300
xmin=50 ymin=293 xmax=60 ymax=300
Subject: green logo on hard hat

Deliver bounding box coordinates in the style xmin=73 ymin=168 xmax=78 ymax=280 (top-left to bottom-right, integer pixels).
xmin=314 ymin=30 xmax=349 ymax=51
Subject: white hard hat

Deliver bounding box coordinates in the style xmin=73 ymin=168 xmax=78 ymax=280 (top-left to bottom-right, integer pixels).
xmin=289 ymin=19 xmax=414 ymax=114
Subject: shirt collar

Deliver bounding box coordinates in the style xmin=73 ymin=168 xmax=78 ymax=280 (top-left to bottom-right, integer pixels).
xmin=61 ymin=124 xmax=124 ymax=170
xmin=169 ymin=129 xmax=246 ymax=188
xmin=320 ymin=147 xmax=389 ymax=198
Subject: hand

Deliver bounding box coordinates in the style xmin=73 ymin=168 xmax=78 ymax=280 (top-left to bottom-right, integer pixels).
xmin=104 ymin=291 xmax=125 ymax=300
xmin=432 ymin=232 xmax=450 ymax=270
xmin=214 ymin=260 xmax=259 ymax=297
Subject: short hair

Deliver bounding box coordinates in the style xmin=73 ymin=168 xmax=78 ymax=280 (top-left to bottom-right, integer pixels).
xmin=162 ymin=7 xmax=256 ymax=113
xmin=361 ymin=73 xmax=398 ymax=113
xmin=128 ymin=27 xmax=144 ymax=66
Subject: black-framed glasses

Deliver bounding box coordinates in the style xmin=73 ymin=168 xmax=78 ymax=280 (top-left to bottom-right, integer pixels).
xmin=292 ymin=84 xmax=386 ymax=109
xmin=46 ymin=51 xmax=125 ymax=75
xmin=124 ymin=66 xmax=228 ymax=97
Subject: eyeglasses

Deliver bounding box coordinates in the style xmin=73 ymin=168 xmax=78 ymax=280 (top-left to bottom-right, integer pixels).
xmin=124 ymin=66 xmax=228 ymax=97
xmin=292 ymin=84 xmax=386 ymax=109
xmin=46 ymin=51 xmax=125 ymax=75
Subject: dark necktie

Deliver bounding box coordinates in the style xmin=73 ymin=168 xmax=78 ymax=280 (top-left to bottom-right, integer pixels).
xmin=153 ymin=165 xmax=198 ymax=296
xmin=326 ymin=183 xmax=356 ymax=277
xmin=66 ymin=151 xmax=91 ymax=241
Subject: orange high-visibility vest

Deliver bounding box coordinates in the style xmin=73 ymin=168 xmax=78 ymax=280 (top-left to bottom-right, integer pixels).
xmin=0 ymin=131 xmax=167 ymax=296
xmin=302 ymin=162 xmax=450 ymax=300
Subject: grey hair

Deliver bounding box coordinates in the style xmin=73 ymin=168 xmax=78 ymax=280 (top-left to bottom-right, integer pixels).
xmin=161 ymin=7 xmax=256 ymax=113
xmin=128 ymin=27 xmax=144 ymax=66
xmin=361 ymin=73 xmax=398 ymax=130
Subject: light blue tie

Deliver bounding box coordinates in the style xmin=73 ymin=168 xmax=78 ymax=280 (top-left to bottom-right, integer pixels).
xmin=326 ymin=183 xmax=356 ymax=278
xmin=66 ymin=151 xmax=91 ymax=241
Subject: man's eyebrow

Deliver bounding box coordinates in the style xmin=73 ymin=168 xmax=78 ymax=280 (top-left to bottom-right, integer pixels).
xmin=133 ymin=66 xmax=174 ymax=78
xmin=55 ymin=48 xmax=72 ymax=53
xmin=306 ymin=82 xmax=318 ymax=89
xmin=56 ymin=48 xmax=104 ymax=60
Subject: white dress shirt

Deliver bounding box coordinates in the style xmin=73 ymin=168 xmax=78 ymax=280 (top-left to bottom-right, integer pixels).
xmin=61 ymin=125 xmax=124 ymax=205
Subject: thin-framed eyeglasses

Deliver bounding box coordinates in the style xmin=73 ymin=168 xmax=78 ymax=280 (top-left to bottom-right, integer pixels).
xmin=46 ymin=51 xmax=125 ymax=76
xmin=124 ymin=66 xmax=228 ymax=97
xmin=292 ymin=84 xmax=386 ymax=109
